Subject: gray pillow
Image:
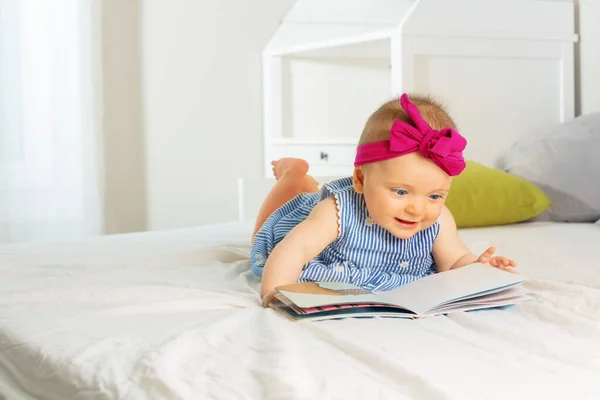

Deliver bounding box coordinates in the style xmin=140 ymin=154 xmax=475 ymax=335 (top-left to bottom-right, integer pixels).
xmin=500 ymin=112 xmax=600 ymax=222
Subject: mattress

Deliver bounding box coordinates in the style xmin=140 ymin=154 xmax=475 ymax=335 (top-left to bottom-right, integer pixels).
xmin=0 ymin=221 xmax=599 ymax=400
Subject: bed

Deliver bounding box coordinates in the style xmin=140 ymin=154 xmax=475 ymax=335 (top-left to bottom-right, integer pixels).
xmin=1 ymin=221 xmax=599 ymax=399
xmin=3 ymin=1 xmax=600 ymax=399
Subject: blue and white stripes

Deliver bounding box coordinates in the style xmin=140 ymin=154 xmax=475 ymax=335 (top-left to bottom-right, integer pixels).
xmin=250 ymin=177 xmax=439 ymax=292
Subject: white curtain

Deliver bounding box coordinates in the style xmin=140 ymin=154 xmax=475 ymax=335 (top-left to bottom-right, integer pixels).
xmin=0 ymin=0 xmax=102 ymax=243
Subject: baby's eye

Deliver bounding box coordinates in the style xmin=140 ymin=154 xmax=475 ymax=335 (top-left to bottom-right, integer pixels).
xmin=395 ymin=189 xmax=408 ymax=196
xmin=429 ymin=194 xmax=442 ymax=200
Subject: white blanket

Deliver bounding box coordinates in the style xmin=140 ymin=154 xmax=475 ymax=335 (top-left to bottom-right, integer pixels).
xmin=0 ymin=222 xmax=599 ymax=399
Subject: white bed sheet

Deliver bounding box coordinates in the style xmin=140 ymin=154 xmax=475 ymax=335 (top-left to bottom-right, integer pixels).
xmin=0 ymin=222 xmax=599 ymax=400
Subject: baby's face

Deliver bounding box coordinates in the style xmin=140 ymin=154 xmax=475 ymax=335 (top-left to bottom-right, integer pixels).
xmin=355 ymin=153 xmax=451 ymax=239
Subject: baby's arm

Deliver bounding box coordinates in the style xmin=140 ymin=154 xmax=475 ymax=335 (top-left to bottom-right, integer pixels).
xmin=432 ymin=206 xmax=516 ymax=273
xmin=260 ymin=196 xmax=339 ymax=301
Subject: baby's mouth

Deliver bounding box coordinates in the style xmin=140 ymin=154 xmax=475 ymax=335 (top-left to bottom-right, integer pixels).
xmin=395 ymin=218 xmax=418 ymax=226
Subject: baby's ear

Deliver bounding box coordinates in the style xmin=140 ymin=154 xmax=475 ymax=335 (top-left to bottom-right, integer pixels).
xmin=352 ymin=167 xmax=365 ymax=194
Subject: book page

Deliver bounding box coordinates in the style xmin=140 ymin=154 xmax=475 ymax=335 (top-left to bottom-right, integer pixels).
xmin=271 ymin=300 xmax=416 ymax=321
xmin=376 ymin=264 xmax=526 ymax=316
xmin=422 ymin=295 xmax=533 ymax=317
xmin=276 ymin=281 xmax=387 ymax=309
xmin=431 ymin=289 xmax=532 ymax=313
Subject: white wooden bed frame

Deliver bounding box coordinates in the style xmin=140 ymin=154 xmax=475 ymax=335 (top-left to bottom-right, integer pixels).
xmin=238 ymin=0 xmax=600 ymax=222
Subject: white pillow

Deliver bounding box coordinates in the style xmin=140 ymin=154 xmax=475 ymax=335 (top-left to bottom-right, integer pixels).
xmin=500 ymin=112 xmax=600 ymax=223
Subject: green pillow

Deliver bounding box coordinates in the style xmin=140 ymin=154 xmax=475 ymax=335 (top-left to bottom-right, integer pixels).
xmin=445 ymin=161 xmax=551 ymax=228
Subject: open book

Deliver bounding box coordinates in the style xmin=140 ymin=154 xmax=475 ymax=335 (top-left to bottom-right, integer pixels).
xmin=270 ymin=264 xmax=531 ymax=321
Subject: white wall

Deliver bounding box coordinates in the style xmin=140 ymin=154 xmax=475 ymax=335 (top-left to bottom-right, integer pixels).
xmin=102 ymin=0 xmax=147 ymax=234
xmin=579 ymin=0 xmax=600 ymax=114
xmin=102 ymin=0 xmax=597 ymax=233
xmin=141 ymin=0 xmax=296 ymax=230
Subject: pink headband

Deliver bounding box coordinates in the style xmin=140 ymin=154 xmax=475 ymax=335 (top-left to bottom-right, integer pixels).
xmin=354 ymin=94 xmax=467 ymax=176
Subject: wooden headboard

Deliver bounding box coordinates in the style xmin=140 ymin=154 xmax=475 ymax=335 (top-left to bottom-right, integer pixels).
xmin=579 ymin=0 xmax=600 ymax=114
xmin=239 ymin=1 xmax=598 ymax=221
xmin=262 ymin=0 xmax=589 ymax=179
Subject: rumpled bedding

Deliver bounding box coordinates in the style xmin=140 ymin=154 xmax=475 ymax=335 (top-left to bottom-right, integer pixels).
xmin=0 ymin=222 xmax=599 ymax=400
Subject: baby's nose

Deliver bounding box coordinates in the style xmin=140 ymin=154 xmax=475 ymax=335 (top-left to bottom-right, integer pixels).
xmin=406 ymin=201 xmax=425 ymax=216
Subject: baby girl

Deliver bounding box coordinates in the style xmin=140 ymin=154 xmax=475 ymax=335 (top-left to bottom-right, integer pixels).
xmin=251 ymin=94 xmax=516 ymax=306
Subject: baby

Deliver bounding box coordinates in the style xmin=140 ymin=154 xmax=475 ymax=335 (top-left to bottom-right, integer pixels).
xmin=251 ymin=94 xmax=516 ymax=306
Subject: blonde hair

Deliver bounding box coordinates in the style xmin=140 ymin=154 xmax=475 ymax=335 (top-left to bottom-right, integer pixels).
xmin=358 ymin=94 xmax=457 ymax=146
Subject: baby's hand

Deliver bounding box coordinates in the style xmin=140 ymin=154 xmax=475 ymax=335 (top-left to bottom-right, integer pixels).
xmin=476 ymin=246 xmax=517 ymax=274
xmin=261 ymin=290 xmax=278 ymax=308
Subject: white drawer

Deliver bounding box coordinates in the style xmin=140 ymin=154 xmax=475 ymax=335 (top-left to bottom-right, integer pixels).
xmin=270 ymin=144 xmax=356 ymax=168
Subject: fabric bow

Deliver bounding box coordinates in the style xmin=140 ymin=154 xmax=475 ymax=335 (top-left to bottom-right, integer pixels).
xmin=354 ymin=94 xmax=467 ymax=176
xmin=391 ymin=94 xmax=467 ymax=176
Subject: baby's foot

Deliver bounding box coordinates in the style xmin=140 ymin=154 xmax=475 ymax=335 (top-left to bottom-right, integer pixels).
xmin=271 ymin=158 xmax=309 ymax=180
xmin=302 ymin=175 xmax=320 ymax=193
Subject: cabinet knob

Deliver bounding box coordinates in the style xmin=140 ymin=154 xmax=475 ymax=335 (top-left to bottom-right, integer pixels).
xmin=320 ymin=151 xmax=329 ymax=161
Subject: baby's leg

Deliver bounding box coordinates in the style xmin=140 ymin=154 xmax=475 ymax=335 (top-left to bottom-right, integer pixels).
xmin=252 ymin=158 xmax=320 ymax=240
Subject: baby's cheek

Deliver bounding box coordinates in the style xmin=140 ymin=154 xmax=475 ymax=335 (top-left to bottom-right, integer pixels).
xmin=370 ymin=214 xmax=389 ymax=229
xmin=426 ymin=206 xmax=443 ymax=221
xmin=368 ymin=204 xmax=391 ymax=222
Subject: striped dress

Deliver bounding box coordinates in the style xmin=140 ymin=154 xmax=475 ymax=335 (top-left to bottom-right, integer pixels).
xmin=250 ymin=177 xmax=439 ymax=292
